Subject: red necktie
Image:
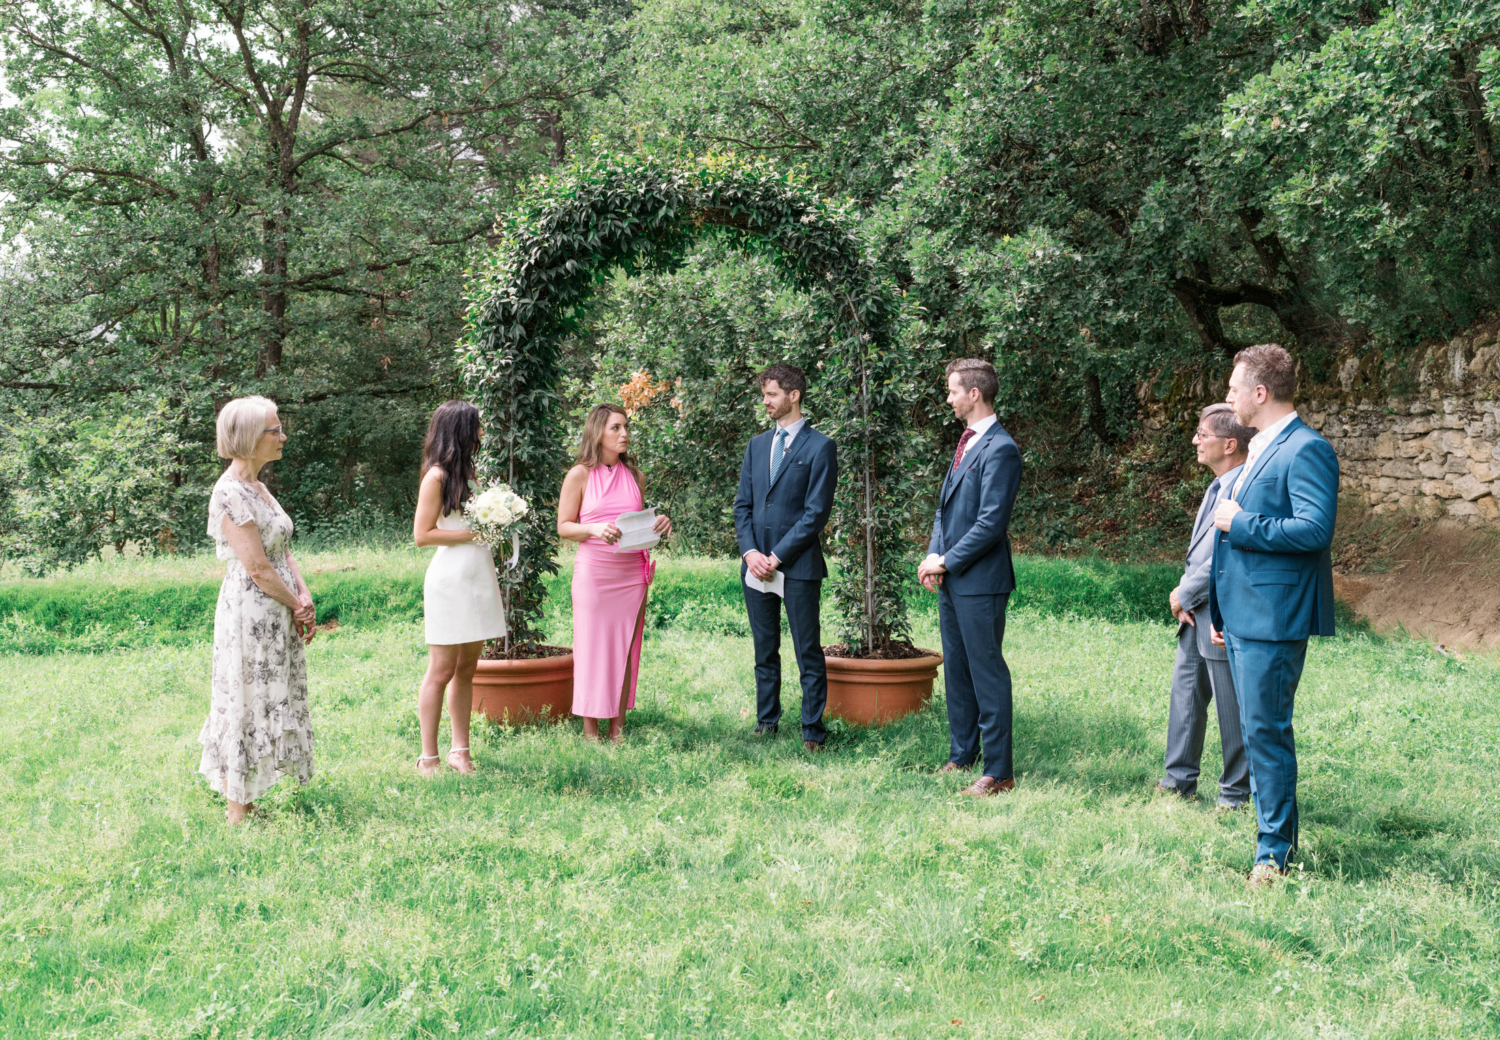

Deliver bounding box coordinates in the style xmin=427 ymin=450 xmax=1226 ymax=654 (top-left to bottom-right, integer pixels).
xmin=951 ymin=428 xmax=976 ymax=473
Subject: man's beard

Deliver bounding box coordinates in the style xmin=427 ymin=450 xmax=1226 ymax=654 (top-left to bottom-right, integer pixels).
xmin=769 ymin=399 xmax=793 ymax=421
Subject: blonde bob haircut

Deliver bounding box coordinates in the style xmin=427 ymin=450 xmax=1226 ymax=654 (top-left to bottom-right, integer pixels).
xmin=216 ymin=396 xmax=277 ymax=459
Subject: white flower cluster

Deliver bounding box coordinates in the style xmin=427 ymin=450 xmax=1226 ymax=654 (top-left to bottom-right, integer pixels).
xmin=463 ymin=483 xmax=529 ymax=546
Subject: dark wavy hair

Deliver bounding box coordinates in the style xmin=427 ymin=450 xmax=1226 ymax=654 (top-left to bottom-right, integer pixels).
xmin=421 ymin=400 xmax=481 ymax=516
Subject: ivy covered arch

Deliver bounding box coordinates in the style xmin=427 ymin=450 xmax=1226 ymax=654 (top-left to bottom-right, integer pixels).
xmin=462 ymin=155 xmax=926 ymax=656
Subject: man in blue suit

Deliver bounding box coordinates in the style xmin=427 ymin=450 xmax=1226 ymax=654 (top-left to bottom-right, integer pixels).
xmin=1208 ymin=342 xmax=1339 ymax=887
xmin=919 ymin=359 xmax=1023 ymax=797
xmin=734 ymin=364 xmax=839 ymax=752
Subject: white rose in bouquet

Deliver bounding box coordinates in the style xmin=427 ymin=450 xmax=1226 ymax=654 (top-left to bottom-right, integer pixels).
xmin=463 ymin=484 xmax=529 ymax=547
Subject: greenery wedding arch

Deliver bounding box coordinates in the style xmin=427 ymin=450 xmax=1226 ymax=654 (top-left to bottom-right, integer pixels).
xmin=461 ymin=154 xmax=927 ymax=657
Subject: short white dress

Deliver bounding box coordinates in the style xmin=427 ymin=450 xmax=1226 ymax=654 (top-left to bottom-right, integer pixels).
xmin=424 ymin=511 xmax=507 ymax=645
xmin=198 ymin=475 xmax=315 ymax=804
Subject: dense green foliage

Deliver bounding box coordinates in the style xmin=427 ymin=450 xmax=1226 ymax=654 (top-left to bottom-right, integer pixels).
xmin=1 ymin=583 xmax=1496 ymax=1035
xmin=614 ymin=0 xmax=1500 ymax=554
xmin=464 ymin=153 xmax=916 ymax=652
xmin=576 ymin=248 xmax=828 ymax=558
xmin=5 ymin=0 xmax=1500 ymax=570
xmin=0 ymin=0 xmax=625 ymax=567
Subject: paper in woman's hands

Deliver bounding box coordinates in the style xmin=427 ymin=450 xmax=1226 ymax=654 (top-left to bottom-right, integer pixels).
xmin=613 ymin=507 xmax=661 ymax=552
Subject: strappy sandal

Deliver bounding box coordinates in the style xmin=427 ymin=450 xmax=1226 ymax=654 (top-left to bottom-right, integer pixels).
xmin=416 ymin=754 xmax=441 ymax=778
xmin=446 ymin=746 xmax=476 ymax=775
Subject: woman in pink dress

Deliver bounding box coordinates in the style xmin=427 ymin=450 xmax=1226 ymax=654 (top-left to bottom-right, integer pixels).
xmin=557 ymin=405 xmax=673 ymax=741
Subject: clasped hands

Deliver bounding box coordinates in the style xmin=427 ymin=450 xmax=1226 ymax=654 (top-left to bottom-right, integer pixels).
xmin=918 ymin=553 xmax=947 ymax=593
xmin=293 ymin=592 xmax=317 ymax=645
xmin=744 ymin=550 xmax=781 ymax=581
xmin=590 ymin=514 xmax=673 ymax=546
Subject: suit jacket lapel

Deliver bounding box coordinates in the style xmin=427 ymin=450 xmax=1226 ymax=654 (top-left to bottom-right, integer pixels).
xmin=752 ymin=432 xmax=773 ymax=501
xmin=767 ymin=425 xmax=813 ymax=494
xmin=1234 ymin=418 xmax=1303 ymax=502
xmin=942 ymin=424 xmax=999 ymax=505
xmin=1186 ymin=479 xmax=1222 ymax=557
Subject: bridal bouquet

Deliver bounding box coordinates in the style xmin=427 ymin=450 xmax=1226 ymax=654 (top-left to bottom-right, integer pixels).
xmin=463 ymin=483 xmax=529 ymax=547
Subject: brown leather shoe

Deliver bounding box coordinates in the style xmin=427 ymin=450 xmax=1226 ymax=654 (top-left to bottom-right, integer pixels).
xmin=803 ymin=740 xmax=824 ymax=753
xmin=939 ymin=761 xmax=973 ymax=773
xmin=961 ymin=775 xmax=1015 ymax=797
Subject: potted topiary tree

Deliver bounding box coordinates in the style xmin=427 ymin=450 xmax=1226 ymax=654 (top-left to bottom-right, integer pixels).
xmin=462 ymin=154 xmax=941 ymax=726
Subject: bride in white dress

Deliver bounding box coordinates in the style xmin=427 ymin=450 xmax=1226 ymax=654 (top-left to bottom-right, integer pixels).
xmin=413 ymin=400 xmax=505 ymax=776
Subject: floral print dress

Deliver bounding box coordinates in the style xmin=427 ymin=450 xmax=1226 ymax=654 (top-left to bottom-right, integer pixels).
xmin=198 ymin=474 xmax=315 ymax=803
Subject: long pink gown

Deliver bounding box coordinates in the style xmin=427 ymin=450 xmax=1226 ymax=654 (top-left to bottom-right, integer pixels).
xmin=571 ymin=464 xmax=653 ymax=719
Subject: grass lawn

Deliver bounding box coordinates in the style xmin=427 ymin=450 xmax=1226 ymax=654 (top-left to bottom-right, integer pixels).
xmin=1 ymin=553 xmax=1497 ymax=1038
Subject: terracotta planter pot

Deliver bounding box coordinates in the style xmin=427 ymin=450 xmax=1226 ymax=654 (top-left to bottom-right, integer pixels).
xmin=472 ymin=653 xmax=574 ymax=725
xmin=823 ymin=650 xmax=943 ymax=726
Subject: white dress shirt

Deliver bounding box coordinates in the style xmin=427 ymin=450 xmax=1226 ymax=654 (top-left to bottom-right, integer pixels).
xmin=746 ymin=417 xmax=808 ymax=564
xmin=956 ymin=412 xmax=998 ymax=467
xmin=1233 ymin=410 xmax=1298 ymax=499
xmin=769 ymin=417 xmax=806 ymax=478
xmin=934 ymin=412 xmax=999 ymax=569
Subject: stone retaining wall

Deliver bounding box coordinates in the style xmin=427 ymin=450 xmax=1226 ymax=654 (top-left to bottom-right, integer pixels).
xmin=1304 ymin=327 xmax=1500 ymax=522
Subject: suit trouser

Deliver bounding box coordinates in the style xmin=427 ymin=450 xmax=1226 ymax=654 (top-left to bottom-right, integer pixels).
xmin=1161 ymin=627 xmax=1250 ymax=803
xmin=938 ymin=586 xmax=1013 ymax=779
xmin=744 ymin=576 xmax=827 ymax=743
xmin=1224 ymin=632 xmax=1308 ymax=869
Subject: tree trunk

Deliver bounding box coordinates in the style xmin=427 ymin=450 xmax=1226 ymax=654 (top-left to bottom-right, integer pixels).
xmin=257 ymin=214 xmax=288 ymax=377
xmin=1238 ymin=208 xmax=1349 ymax=347
xmin=1171 ymin=261 xmax=1237 ymax=358
xmin=1184 ymin=0 xmax=1211 ymax=39
xmin=257 ymin=123 xmax=297 ymax=377
xmin=859 ymin=347 xmax=877 ymax=651
xmin=1084 ymin=371 xmax=1114 ymax=445
xmin=545 ymin=110 xmax=567 ymax=166
xmin=1451 ymin=47 xmax=1496 ymax=186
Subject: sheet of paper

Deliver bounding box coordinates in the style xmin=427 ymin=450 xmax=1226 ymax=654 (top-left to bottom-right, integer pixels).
xmin=743 ymin=567 xmax=785 ymax=598
xmin=613 ymin=507 xmax=661 ymax=552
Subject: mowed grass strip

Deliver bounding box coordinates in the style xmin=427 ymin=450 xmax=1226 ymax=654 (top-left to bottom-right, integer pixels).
xmin=0 ymin=549 xmax=1181 ymax=653
xmin=0 ymin=589 xmax=1497 ymax=1038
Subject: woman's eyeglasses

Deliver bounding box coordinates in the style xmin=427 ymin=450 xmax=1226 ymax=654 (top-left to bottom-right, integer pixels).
xmin=264 ymin=426 xmax=286 ymax=437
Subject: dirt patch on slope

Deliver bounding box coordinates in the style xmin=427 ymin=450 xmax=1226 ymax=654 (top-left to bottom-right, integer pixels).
xmin=1334 ymin=520 xmax=1500 ymax=650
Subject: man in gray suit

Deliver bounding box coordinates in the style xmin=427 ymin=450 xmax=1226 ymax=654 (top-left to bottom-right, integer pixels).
xmin=1155 ymin=403 xmax=1254 ymax=807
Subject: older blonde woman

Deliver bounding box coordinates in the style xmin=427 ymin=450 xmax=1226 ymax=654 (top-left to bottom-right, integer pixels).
xmin=198 ymin=396 xmax=317 ymax=824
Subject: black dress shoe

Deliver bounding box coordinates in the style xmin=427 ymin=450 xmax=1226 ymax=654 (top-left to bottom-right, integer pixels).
xmin=754 ymin=723 xmax=778 ymax=736
xmin=1153 ymin=781 xmax=1196 ymax=801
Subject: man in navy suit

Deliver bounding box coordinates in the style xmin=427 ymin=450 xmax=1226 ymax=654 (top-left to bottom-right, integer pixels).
xmin=919 ymin=359 xmax=1023 ymax=797
xmin=1208 ymin=342 xmax=1339 ymax=887
xmin=734 ymin=364 xmax=839 ymax=752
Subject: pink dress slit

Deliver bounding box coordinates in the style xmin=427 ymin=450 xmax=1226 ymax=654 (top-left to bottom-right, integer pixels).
xmin=571 ymin=464 xmax=652 ymax=719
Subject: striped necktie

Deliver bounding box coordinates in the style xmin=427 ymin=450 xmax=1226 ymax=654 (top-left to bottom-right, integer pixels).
xmin=770 ymin=428 xmax=788 ymax=483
